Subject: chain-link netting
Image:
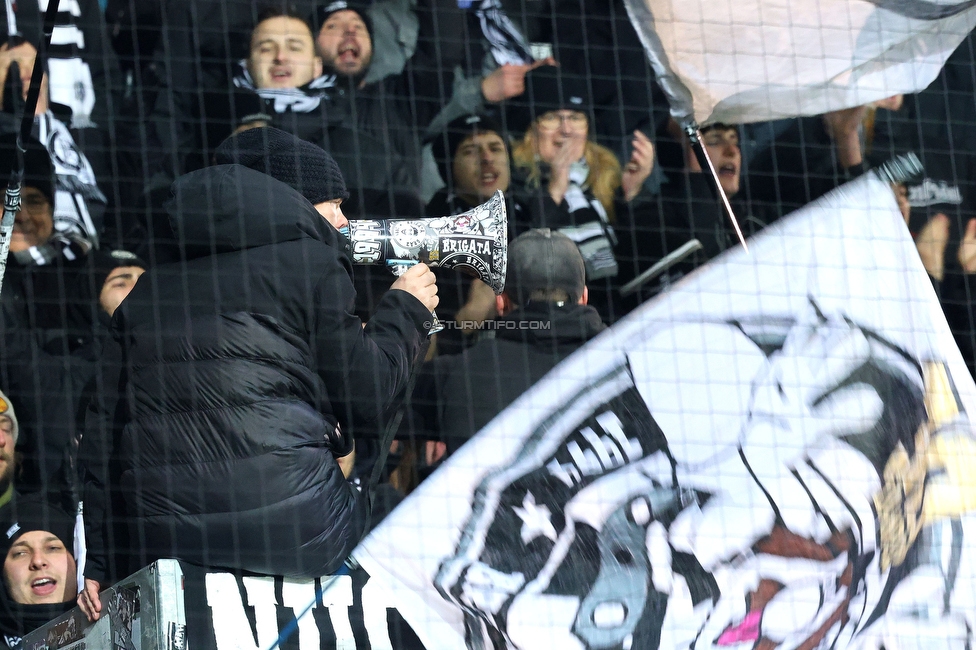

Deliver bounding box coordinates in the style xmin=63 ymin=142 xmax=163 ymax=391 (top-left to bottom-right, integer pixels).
xmin=0 ymin=0 xmax=972 ymax=647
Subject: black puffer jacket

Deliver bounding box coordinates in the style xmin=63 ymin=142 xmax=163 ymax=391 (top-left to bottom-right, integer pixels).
xmin=83 ymin=165 xmax=430 ymax=580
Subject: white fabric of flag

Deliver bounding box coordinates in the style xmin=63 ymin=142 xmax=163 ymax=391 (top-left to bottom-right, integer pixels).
xmin=354 ymin=173 xmax=976 ymax=650
xmin=623 ymin=0 xmax=976 ymax=126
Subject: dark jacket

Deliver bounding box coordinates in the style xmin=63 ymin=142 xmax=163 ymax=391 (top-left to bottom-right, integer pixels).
xmin=255 ymin=73 xmax=426 ymax=220
xmin=82 ymin=164 xmax=430 ymax=580
xmin=509 ymin=164 xmax=638 ymax=322
xmin=0 ymin=242 xmax=98 ymax=494
xmin=410 ymin=302 xmax=606 ymax=452
xmin=622 ymin=172 xmax=778 ymax=305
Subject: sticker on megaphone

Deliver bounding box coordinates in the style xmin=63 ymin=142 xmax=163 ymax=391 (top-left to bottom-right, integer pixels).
xmin=343 ymin=190 xmax=508 ymax=294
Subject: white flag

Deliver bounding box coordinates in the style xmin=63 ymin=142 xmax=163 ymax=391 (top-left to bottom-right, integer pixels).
xmin=354 ymin=173 xmax=976 ymax=649
xmin=623 ymin=0 xmax=976 ymax=126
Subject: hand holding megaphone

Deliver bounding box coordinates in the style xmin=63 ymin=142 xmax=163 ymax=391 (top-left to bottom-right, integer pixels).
xmin=342 ymin=190 xmax=508 ymax=335
xmin=390 ymin=262 xmax=439 ymax=313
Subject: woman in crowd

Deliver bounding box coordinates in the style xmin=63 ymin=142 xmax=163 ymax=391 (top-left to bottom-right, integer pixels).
xmin=508 ymin=66 xmax=655 ymax=323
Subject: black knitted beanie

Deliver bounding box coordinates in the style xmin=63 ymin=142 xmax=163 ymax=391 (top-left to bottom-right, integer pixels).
xmin=214 ymin=127 xmax=349 ymax=204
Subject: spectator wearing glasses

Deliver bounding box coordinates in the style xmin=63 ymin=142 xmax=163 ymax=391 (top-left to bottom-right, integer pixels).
xmin=507 ymin=66 xmax=654 ymax=323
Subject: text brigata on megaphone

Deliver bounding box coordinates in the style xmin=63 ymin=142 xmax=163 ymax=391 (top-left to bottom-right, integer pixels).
xmin=343 ymin=190 xmax=508 ymax=295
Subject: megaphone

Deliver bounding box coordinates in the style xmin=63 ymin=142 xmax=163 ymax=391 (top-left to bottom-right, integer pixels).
xmin=343 ymin=190 xmax=508 ymax=295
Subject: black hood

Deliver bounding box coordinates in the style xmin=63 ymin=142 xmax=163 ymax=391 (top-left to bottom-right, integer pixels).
xmin=166 ymin=164 xmax=344 ymax=260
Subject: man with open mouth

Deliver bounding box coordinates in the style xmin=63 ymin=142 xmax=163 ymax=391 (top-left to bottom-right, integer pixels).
xmin=0 ymin=495 xmax=77 ymax=648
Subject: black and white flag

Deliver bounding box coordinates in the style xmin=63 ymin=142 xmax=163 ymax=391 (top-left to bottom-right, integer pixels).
xmin=353 ymin=173 xmax=976 ymax=649
xmin=623 ymin=0 xmax=976 ymax=125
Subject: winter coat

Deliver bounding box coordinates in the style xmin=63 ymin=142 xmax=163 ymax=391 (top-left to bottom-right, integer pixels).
xmin=0 ymin=240 xmax=98 ymax=493
xmin=410 ymin=302 xmax=606 ymax=452
xmin=224 ymin=69 xmax=430 ymax=220
xmin=82 ymin=164 xmax=430 ymax=580
xmin=620 ymin=172 xmax=779 ymax=308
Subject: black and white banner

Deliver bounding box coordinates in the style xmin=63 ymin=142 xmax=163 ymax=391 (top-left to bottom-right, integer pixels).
xmin=353 ymin=174 xmax=976 ymax=649
xmin=623 ymin=0 xmax=976 ymax=125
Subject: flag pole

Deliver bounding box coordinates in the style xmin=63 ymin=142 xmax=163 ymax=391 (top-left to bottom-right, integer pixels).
xmin=0 ymin=0 xmax=61 ymax=296
xmin=684 ymin=123 xmax=749 ymax=253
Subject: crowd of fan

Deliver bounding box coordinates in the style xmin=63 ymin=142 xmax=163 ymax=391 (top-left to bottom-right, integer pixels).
xmin=0 ymin=0 xmax=970 ymax=641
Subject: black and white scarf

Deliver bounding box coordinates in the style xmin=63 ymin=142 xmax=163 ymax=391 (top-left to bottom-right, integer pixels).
xmin=233 ymin=61 xmax=336 ymax=114
xmin=554 ymin=159 xmax=619 ymax=281
xmin=35 ymin=111 xmax=105 ymax=248
xmin=12 ymin=233 xmax=88 ymax=268
xmin=475 ymin=0 xmax=534 ymax=66
xmin=7 ymin=0 xmax=98 ymax=129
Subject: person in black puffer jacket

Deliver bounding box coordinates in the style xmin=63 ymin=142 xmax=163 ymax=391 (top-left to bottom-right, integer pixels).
xmin=78 ymin=138 xmax=436 ymax=613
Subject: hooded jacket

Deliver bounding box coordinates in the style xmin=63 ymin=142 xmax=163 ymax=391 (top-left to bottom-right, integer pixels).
xmin=82 ymin=164 xmax=430 ymax=580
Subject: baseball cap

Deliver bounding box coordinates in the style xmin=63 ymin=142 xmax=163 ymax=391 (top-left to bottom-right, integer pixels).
xmin=506 ymin=229 xmax=586 ymax=305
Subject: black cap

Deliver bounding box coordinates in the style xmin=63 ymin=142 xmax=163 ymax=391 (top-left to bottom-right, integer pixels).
xmin=506 ymin=66 xmax=593 ymax=135
xmin=0 ymin=133 xmax=54 ymax=206
xmin=0 ymin=495 xmax=74 ymax=561
xmin=214 ymin=127 xmax=349 ymax=204
xmin=430 ymin=113 xmax=504 ymax=186
xmin=90 ymin=248 xmax=148 ymax=290
xmin=311 ymin=0 xmax=373 ymax=39
xmin=506 ymin=228 xmax=586 ymax=305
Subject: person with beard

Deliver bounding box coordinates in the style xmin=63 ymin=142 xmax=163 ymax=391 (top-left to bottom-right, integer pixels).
xmin=0 ymin=394 xmax=19 ymax=527
xmin=427 ymin=113 xmax=514 ymax=217
xmin=426 ymin=113 xmax=526 ymax=355
xmin=232 ymin=5 xmax=426 ymax=221
xmin=408 ymin=229 xmax=606 ymax=460
xmin=236 ymin=6 xmax=478 ymax=317
xmin=0 ymin=496 xmax=77 ymax=648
